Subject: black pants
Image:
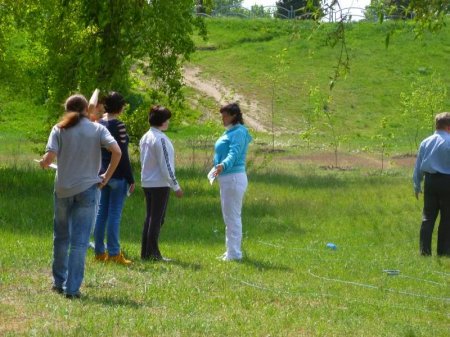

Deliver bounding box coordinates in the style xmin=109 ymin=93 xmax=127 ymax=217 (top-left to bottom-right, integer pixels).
xmin=421 ymin=173 xmax=450 ymax=256
xmin=141 ymin=187 xmax=170 ymax=259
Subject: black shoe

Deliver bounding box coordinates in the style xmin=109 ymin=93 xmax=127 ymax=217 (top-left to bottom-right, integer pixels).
xmin=148 ymin=255 xmax=172 ymax=262
xmin=65 ymin=293 xmax=81 ymax=299
xmin=51 ymin=285 xmax=64 ymax=294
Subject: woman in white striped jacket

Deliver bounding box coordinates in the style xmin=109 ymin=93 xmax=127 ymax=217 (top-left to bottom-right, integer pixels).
xmin=139 ymin=105 xmax=183 ymax=261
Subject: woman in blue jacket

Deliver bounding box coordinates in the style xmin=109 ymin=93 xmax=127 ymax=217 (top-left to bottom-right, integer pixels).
xmin=213 ymin=103 xmax=252 ymax=261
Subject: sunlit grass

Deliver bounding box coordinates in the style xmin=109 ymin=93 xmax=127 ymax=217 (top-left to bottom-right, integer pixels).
xmin=1 ymin=156 xmax=449 ymax=336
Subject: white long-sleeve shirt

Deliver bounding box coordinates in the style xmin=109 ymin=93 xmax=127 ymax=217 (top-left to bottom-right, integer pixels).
xmin=139 ymin=127 xmax=180 ymax=191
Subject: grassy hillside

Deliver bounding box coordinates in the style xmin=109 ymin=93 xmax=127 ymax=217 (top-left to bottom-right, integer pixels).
xmin=188 ymin=18 xmax=450 ymax=153
xmin=1 ymin=18 xmax=449 ymax=158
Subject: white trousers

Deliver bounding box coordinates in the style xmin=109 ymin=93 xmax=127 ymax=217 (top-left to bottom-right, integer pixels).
xmin=218 ymin=172 xmax=248 ymax=260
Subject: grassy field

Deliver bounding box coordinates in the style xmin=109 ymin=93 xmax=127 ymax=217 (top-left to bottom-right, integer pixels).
xmin=1 ymin=158 xmax=449 ymax=336
xmin=1 ymin=17 xmax=450 ymax=337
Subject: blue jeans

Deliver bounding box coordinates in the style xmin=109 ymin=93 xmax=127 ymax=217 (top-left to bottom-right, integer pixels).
xmin=94 ymin=178 xmax=127 ymax=256
xmin=52 ymin=184 xmax=98 ymax=296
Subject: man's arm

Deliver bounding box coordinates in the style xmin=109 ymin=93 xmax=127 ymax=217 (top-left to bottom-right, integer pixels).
xmin=413 ymin=145 xmax=424 ymax=199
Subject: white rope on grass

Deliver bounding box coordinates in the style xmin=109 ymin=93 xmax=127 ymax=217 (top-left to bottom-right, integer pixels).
xmin=398 ymin=274 xmax=447 ymax=286
xmin=255 ymin=240 xmax=449 ymax=286
xmin=432 ymin=271 xmax=450 ymax=277
xmin=229 ymin=275 xmax=301 ymax=295
xmin=228 ymin=275 xmax=447 ymax=315
xmin=256 ymin=240 xmax=317 ymax=251
xmin=308 ymin=269 xmax=450 ymax=302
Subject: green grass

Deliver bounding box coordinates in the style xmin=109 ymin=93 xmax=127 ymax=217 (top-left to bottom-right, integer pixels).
xmin=189 ymin=18 xmax=450 ymax=153
xmin=1 ymin=161 xmax=449 ymax=336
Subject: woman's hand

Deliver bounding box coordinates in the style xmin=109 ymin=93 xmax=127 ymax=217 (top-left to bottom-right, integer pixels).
xmin=98 ymin=173 xmax=109 ymax=189
xmin=128 ymin=183 xmax=136 ymax=195
xmin=214 ymin=164 xmax=224 ymax=177
xmin=175 ymin=188 xmax=184 ymax=198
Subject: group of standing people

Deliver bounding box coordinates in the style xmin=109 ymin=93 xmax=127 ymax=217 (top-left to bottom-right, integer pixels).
xmin=40 ymin=92 xmax=252 ymax=299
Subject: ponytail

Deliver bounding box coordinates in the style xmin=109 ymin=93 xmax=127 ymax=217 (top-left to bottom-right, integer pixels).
xmin=58 ymin=112 xmax=81 ymax=129
xmin=58 ymin=94 xmax=88 ymax=129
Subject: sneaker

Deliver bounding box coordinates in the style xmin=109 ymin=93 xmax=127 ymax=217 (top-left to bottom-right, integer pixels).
xmin=108 ymin=252 xmax=132 ymax=265
xmin=51 ymin=285 xmax=64 ymax=294
xmin=65 ymin=292 xmax=81 ymax=299
xmin=146 ymin=255 xmax=172 ymax=262
xmin=95 ymin=252 xmax=108 ymax=262
xmin=216 ymin=252 xmax=227 ymax=260
xmin=222 ymin=255 xmax=242 ymax=262
xmin=88 ymin=241 xmax=95 ymax=250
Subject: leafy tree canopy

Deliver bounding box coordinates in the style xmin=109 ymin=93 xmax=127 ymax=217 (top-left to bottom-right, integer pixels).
xmin=0 ymin=0 xmax=206 ymax=106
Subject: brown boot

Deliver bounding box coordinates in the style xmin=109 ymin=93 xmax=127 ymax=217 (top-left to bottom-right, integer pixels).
xmin=95 ymin=252 xmax=108 ymax=262
xmin=108 ymin=252 xmax=132 ymax=265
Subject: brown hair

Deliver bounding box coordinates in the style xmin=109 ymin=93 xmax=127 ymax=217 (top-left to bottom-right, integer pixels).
xmin=435 ymin=112 xmax=450 ymax=130
xmin=220 ymin=103 xmax=244 ymax=125
xmin=148 ymin=105 xmax=172 ymax=126
xmin=58 ymin=94 xmax=88 ymax=129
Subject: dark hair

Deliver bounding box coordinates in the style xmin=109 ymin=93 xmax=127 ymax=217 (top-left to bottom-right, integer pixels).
xmin=104 ymin=91 xmax=126 ymax=114
xmin=435 ymin=112 xmax=450 ymax=130
xmin=148 ymin=105 xmax=172 ymax=127
xmin=97 ymin=93 xmax=106 ymax=105
xmin=220 ymin=103 xmax=244 ymax=125
xmin=58 ymin=94 xmax=88 ymax=129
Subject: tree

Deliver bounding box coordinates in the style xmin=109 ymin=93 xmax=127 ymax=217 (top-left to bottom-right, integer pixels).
xmin=367 ymin=0 xmax=449 ymax=32
xmin=196 ymin=0 xmax=215 ymax=15
xmin=0 ymin=0 xmax=206 ymax=107
xmin=213 ymin=0 xmax=243 ymax=10
xmin=400 ymin=73 xmax=447 ymax=154
xmin=372 ymin=117 xmax=394 ymax=172
xmin=264 ymin=48 xmax=289 ymax=152
xmin=250 ymin=5 xmax=271 ymax=18
xmin=275 ymin=0 xmax=323 ymax=19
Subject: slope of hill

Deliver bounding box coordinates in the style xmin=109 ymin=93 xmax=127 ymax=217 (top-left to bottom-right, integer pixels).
xmin=186 ymin=18 xmax=450 ymax=153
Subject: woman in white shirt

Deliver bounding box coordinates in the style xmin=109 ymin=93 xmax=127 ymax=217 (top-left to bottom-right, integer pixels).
xmin=139 ymin=105 xmax=183 ymax=261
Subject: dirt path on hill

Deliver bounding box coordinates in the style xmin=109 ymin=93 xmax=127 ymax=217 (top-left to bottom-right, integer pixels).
xmin=183 ymin=66 xmax=268 ymax=132
xmin=182 ymin=66 xmax=416 ymax=171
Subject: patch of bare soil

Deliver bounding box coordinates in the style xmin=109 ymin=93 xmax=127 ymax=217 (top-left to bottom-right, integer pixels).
xmin=283 ymin=152 xmax=416 ymax=170
xmin=183 ymin=66 xmax=268 ymax=132
xmin=391 ymin=153 xmax=417 ymax=168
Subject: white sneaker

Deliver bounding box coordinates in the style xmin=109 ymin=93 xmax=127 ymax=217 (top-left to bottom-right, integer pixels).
xmin=216 ymin=252 xmax=227 ymax=260
xmin=223 ymin=257 xmax=242 ymax=262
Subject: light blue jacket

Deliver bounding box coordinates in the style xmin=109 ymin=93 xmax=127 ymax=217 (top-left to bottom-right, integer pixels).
xmin=214 ymin=124 xmax=252 ymax=176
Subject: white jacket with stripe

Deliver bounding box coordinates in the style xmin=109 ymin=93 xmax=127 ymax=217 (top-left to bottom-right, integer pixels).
xmin=139 ymin=127 xmax=180 ymax=191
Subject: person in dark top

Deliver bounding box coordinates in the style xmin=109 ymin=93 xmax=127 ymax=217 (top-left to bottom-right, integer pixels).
xmin=94 ymin=91 xmax=135 ymax=265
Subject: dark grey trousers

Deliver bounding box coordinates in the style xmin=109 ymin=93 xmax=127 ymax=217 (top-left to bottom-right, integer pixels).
xmin=141 ymin=187 xmax=170 ymax=259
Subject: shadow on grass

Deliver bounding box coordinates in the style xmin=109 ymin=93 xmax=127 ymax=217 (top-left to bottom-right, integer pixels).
xmin=84 ymin=295 xmax=144 ymax=308
xmin=241 ymin=256 xmax=293 ymax=272
xmin=134 ymin=258 xmax=203 ymax=272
